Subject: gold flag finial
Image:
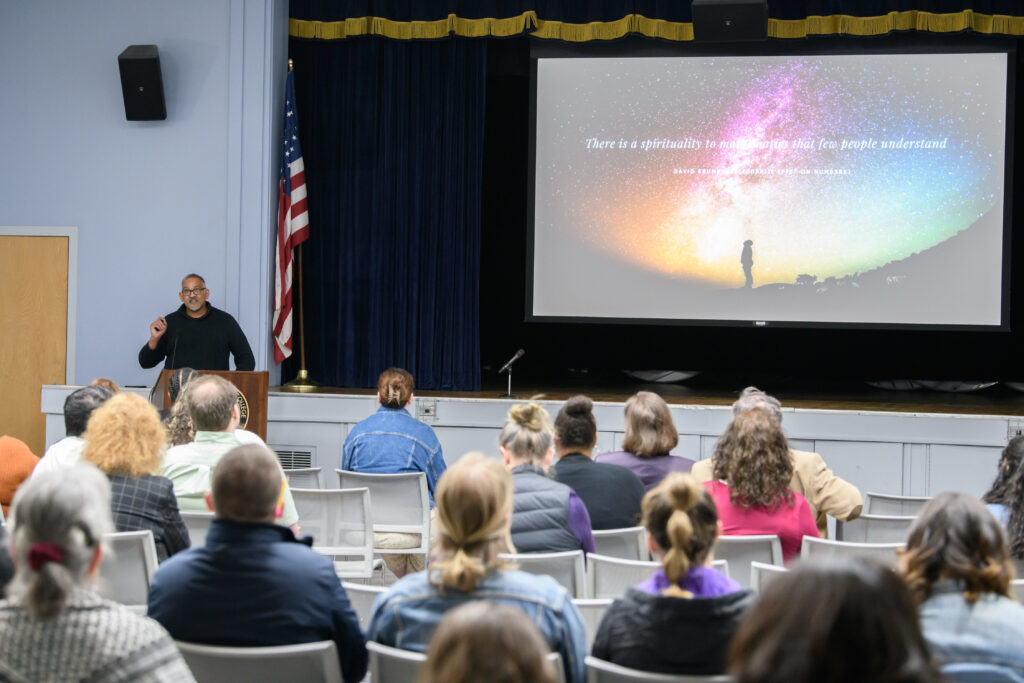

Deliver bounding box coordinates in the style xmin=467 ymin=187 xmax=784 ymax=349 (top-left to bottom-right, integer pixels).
xmin=288 ymin=58 xmax=294 ymax=72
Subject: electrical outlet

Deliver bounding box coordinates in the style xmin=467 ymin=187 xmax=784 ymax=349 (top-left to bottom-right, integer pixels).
xmin=1009 ymin=419 xmax=1024 ymax=441
xmin=416 ymin=399 xmax=438 ymax=423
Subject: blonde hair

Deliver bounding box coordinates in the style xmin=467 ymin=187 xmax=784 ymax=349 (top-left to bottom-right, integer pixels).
xmin=643 ymin=472 xmax=720 ymax=598
xmin=82 ymin=393 xmax=166 ymax=477
xmin=431 ymin=453 xmax=515 ymax=591
xmin=499 ymin=402 xmax=553 ymax=465
xmin=622 ymin=391 xmax=679 ymax=457
xmin=378 ymin=367 xmax=414 ymax=408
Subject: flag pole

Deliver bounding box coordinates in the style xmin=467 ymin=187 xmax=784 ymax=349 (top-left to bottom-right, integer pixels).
xmin=282 ymin=57 xmax=317 ymax=393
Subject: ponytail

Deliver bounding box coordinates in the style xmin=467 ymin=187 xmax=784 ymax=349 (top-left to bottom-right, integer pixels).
xmin=642 ymin=473 xmax=719 ymax=598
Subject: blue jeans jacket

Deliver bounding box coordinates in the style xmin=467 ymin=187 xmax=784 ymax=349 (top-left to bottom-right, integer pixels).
xmin=341 ymin=406 xmax=446 ymax=506
xmin=367 ymin=568 xmax=587 ymax=683
xmin=919 ymin=579 xmax=1024 ymax=677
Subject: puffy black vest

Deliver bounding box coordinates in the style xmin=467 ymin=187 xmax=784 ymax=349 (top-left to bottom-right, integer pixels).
xmin=509 ymin=464 xmax=582 ymax=553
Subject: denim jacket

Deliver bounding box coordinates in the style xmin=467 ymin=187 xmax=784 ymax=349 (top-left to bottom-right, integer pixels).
xmin=341 ymin=406 xmax=446 ymax=506
xmin=919 ymin=579 xmax=1024 ymax=677
xmin=367 ymin=568 xmax=587 ymax=683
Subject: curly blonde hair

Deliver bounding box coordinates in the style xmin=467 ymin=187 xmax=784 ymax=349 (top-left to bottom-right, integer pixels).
xmin=712 ymin=408 xmax=793 ymax=510
xmin=82 ymin=393 xmax=166 ymax=477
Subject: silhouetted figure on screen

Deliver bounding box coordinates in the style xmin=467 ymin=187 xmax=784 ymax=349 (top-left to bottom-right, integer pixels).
xmin=741 ymin=240 xmax=754 ymax=288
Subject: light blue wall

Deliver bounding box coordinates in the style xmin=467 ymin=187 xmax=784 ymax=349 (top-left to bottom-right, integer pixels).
xmin=0 ymin=0 xmax=288 ymax=387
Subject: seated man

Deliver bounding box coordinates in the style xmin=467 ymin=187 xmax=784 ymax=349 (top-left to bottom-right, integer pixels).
xmin=32 ymin=385 xmax=113 ymax=477
xmin=148 ymin=444 xmax=367 ymax=683
xmin=691 ymin=387 xmax=863 ymax=536
xmin=162 ymin=375 xmax=299 ymax=532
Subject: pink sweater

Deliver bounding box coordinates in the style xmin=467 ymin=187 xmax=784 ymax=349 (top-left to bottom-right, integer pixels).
xmin=704 ymin=480 xmax=819 ymax=562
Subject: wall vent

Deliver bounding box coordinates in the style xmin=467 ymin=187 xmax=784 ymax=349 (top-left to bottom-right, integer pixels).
xmin=273 ymin=447 xmax=313 ymax=470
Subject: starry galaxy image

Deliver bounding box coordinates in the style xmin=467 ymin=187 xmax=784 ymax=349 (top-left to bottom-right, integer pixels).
xmin=531 ymin=53 xmax=1008 ymax=326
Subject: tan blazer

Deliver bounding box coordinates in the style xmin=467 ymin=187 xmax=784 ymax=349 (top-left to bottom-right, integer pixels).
xmin=691 ymin=449 xmax=863 ymax=537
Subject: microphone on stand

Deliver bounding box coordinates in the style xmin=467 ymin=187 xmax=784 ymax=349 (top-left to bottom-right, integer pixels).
xmin=498 ymin=348 xmax=525 ymax=374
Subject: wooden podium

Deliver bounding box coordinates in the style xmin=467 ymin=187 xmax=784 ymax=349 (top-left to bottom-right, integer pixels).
xmin=155 ymin=369 xmax=269 ymax=440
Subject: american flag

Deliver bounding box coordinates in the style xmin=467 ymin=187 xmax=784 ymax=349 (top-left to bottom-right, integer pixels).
xmin=273 ymin=69 xmax=310 ymax=363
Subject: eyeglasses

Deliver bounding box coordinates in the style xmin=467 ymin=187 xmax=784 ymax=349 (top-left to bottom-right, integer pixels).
xmin=181 ymin=288 xmax=207 ymax=296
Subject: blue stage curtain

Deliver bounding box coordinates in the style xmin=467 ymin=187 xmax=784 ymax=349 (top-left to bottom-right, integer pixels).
xmin=285 ymin=37 xmax=485 ymax=390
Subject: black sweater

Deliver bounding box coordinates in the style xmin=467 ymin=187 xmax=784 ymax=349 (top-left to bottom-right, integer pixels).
xmin=138 ymin=304 xmax=255 ymax=371
xmin=551 ymin=453 xmax=645 ymax=530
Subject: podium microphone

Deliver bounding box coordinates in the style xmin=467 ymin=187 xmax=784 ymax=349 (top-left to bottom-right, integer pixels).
xmin=498 ymin=349 xmax=525 ymax=399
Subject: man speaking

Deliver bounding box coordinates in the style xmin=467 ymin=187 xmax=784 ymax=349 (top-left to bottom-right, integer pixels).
xmin=139 ymin=273 xmax=255 ymax=371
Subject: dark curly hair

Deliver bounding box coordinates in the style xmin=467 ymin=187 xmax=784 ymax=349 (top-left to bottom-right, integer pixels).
xmin=712 ymin=408 xmax=793 ymax=510
xmin=983 ymin=436 xmax=1024 ymax=505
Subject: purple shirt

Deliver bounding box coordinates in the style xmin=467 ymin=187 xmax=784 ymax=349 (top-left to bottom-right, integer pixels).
xmin=635 ymin=565 xmax=740 ymax=598
xmin=594 ymin=451 xmax=695 ymax=492
xmin=567 ymin=491 xmax=596 ymax=554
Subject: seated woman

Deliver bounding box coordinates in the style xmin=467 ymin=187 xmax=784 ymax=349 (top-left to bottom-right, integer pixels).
xmin=367 ymin=452 xmax=587 ymax=683
xmin=82 ymin=393 xmax=189 ymax=562
xmin=0 ymin=464 xmax=193 ymax=681
xmin=595 ymin=391 xmax=695 ymax=491
xmin=592 ymin=472 xmax=753 ymax=674
xmin=900 ymin=491 xmax=1024 ymax=676
xmin=704 ymin=408 xmax=818 ymax=561
xmin=728 ymin=557 xmax=941 ymax=683
xmin=983 ymin=436 xmax=1024 ymax=526
xmin=499 ymin=402 xmax=594 ymax=554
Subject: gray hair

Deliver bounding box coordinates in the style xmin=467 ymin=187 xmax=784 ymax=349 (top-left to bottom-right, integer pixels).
xmin=186 ymin=375 xmax=238 ymax=432
xmin=732 ymin=386 xmax=783 ymax=424
xmin=7 ymin=464 xmax=113 ymax=619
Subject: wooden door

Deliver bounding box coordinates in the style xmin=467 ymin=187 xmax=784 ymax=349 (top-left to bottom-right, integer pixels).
xmin=0 ymin=235 xmax=69 ymax=454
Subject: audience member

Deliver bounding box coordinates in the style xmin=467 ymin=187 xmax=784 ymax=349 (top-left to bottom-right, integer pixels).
xmin=500 ymin=402 xmax=595 ymax=554
xmin=162 ymin=375 xmax=299 ymax=532
xmin=161 ymin=365 xmax=199 ymax=427
xmin=89 ymin=377 xmax=121 ymax=394
xmin=593 ymin=472 xmax=753 ymax=674
xmin=81 ymin=393 xmax=189 ymax=562
xmin=1007 ymin=462 xmax=1024 ymax=559
xmin=368 ymin=453 xmax=587 ymax=683
xmin=692 ymin=386 xmax=862 ymax=536
xmin=418 ymin=600 xmax=557 ymax=683
xmin=551 ymin=395 xmax=645 ymax=529
xmin=729 ymin=557 xmax=941 ymax=683
xmin=0 ymin=435 xmax=38 ymax=516
xmin=900 ymin=491 xmax=1024 ymax=676
xmin=341 ymin=367 xmax=445 ymax=577
xmin=147 ymin=444 xmax=367 ymax=682
xmin=32 ymin=385 xmax=112 ymax=477
xmin=983 ymin=436 xmax=1024 ymax=525
xmin=703 ymin=409 xmax=819 ymax=560
xmin=0 ymin=464 xmax=194 ymax=682
xmin=595 ymin=391 xmax=694 ymax=491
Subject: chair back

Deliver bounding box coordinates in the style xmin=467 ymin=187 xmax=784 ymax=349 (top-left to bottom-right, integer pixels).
xmin=836 ymin=514 xmax=915 ymax=544
xmin=585 ymin=656 xmax=736 ymax=682
xmin=548 ymin=651 xmax=567 ymax=683
xmin=749 ymin=561 xmax=788 ymax=593
xmin=179 ymin=511 xmax=214 ymax=547
xmin=1010 ymin=579 xmax=1024 ymax=602
xmin=284 ymin=467 xmax=323 ymax=490
xmin=177 ymin=640 xmax=342 ymax=683
xmin=367 ymin=641 xmax=425 ymax=683
xmin=341 ymin=581 xmax=386 ymax=631
xmin=941 ymin=662 xmax=1024 ymax=682
xmin=291 ymin=487 xmax=374 ymax=578
xmin=592 ymin=527 xmax=647 ymax=561
xmin=336 ymin=470 xmax=430 ymax=554
xmin=98 ymin=530 xmax=158 ymax=608
xmin=710 ymin=559 xmax=730 ymax=578
xmin=574 ymin=598 xmax=613 ymax=649
xmin=713 ymin=535 xmax=783 ymax=588
xmin=586 ymin=553 xmax=658 ymax=599
xmin=865 ymin=492 xmax=931 ymax=516
xmin=502 ymin=550 xmax=588 ymax=598
xmin=799 ymin=536 xmax=903 ymax=568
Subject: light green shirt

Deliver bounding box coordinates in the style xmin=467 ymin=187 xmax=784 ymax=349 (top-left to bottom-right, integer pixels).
xmin=162 ymin=431 xmax=299 ymax=527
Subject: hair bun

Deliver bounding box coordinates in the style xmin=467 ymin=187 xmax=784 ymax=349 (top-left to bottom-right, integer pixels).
xmin=509 ymin=402 xmax=549 ymax=432
xmin=564 ymin=395 xmax=593 ymax=417
xmin=666 ymin=474 xmax=702 ymax=512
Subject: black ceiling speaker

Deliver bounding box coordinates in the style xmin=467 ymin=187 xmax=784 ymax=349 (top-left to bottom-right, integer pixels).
xmin=117 ymin=45 xmax=167 ymax=121
xmin=692 ymin=0 xmax=769 ymax=42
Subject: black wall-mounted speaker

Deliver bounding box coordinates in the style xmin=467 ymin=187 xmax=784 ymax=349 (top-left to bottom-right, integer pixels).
xmin=692 ymin=0 xmax=769 ymax=42
xmin=117 ymin=45 xmax=167 ymax=121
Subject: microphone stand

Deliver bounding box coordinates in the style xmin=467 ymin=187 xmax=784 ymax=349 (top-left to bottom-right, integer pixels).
xmin=499 ymin=366 xmax=517 ymax=400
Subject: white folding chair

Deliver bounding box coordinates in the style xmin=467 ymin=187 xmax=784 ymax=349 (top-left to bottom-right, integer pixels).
xmin=291 ymin=487 xmax=374 ymax=578
xmin=341 ymin=581 xmax=386 ymax=631
xmin=586 ymin=553 xmax=659 ymax=599
xmin=586 ymin=656 xmax=736 ymax=682
xmin=177 ymin=640 xmax=342 ymax=683
xmin=284 ymin=467 xmax=324 ymax=490
xmin=592 ymin=527 xmax=647 ymax=561
xmin=711 ymin=559 xmax=730 ymax=578
xmin=749 ymin=561 xmax=788 ymax=593
xmin=548 ymin=651 xmax=567 ymax=683
xmin=865 ymin=492 xmax=931 ymax=516
xmin=179 ymin=511 xmax=214 ymax=547
xmin=799 ymin=536 xmax=903 ymax=568
xmin=836 ymin=514 xmax=916 ymax=544
xmin=713 ymin=535 xmax=783 ymax=589
xmin=941 ymin=662 xmax=1023 ymax=682
xmin=336 ymin=470 xmax=430 ymax=563
xmin=98 ymin=530 xmax=158 ymax=612
xmin=574 ymin=598 xmax=613 ymax=650
xmin=367 ymin=641 xmax=425 ymax=683
xmin=502 ymin=550 xmax=588 ymax=598
xmin=1010 ymin=579 xmax=1024 ymax=602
